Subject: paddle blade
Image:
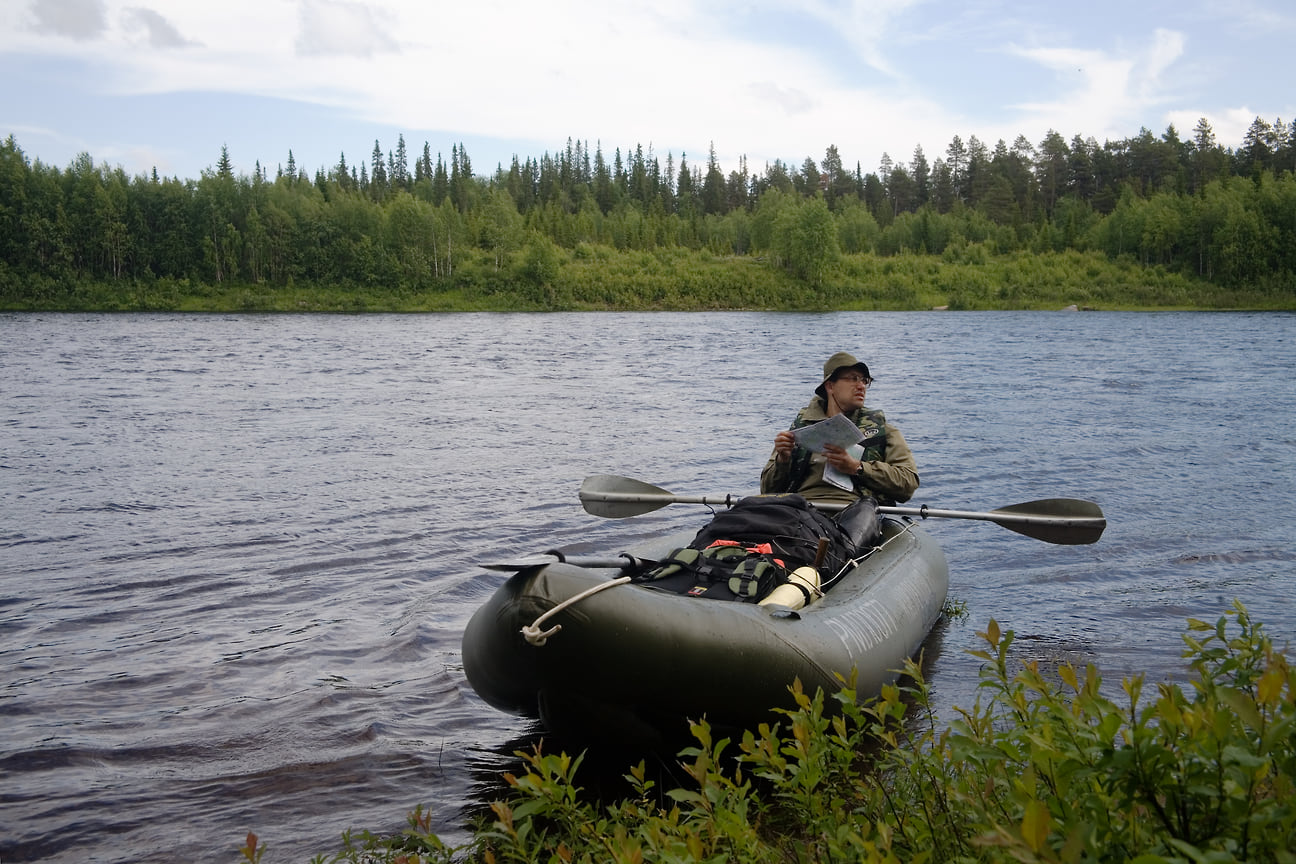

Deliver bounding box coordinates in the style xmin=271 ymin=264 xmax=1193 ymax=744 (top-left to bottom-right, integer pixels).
xmin=480 ymin=554 xmax=565 ymax=571
xmin=579 ymin=474 xmax=738 ymax=518
xmin=579 ymin=474 xmax=674 ymax=518
xmin=481 ymin=552 xmax=644 ymax=571
xmin=990 ymin=498 xmax=1107 ymax=545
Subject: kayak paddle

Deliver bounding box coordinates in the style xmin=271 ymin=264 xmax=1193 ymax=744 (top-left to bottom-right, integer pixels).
xmin=578 ymin=474 xmax=1106 ymax=545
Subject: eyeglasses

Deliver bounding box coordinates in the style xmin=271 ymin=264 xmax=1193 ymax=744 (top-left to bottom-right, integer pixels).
xmin=834 ymin=373 xmax=873 ymax=385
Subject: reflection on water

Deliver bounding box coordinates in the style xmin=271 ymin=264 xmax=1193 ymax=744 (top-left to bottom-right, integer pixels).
xmin=1 ymin=311 xmax=1293 ymax=861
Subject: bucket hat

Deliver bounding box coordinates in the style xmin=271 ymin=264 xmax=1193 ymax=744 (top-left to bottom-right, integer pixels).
xmin=815 ymin=351 xmax=871 ymax=398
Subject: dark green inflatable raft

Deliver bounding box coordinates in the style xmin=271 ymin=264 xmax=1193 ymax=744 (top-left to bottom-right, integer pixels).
xmin=462 ymin=512 xmax=950 ymax=744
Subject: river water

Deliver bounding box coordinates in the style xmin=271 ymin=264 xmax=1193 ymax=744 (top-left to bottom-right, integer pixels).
xmin=2 ymin=311 xmax=1293 ymax=862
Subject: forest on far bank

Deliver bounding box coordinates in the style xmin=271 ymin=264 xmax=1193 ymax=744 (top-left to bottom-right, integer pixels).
xmin=1 ymin=113 xmax=1294 ymax=312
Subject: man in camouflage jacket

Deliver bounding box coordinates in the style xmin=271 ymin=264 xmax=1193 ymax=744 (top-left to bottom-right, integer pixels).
xmin=761 ymin=351 xmax=919 ymax=509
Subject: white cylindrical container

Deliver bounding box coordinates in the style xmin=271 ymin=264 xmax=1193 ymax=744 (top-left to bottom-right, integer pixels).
xmin=758 ymin=566 xmax=822 ymax=610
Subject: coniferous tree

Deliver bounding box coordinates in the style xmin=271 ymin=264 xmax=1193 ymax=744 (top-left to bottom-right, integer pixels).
xmin=458 ymin=144 xmax=472 ymax=180
xmin=1005 ymin=135 xmax=1038 ymax=222
xmin=726 ymin=154 xmax=751 ymax=212
xmin=796 ymin=155 xmax=821 ymax=197
xmin=1068 ymin=135 xmax=1095 ymax=201
xmin=610 ymin=148 xmax=625 ymax=200
xmin=629 ymin=144 xmax=648 ymax=211
xmin=416 ymin=142 xmax=432 ymax=184
xmin=676 ymin=153 xmax=696 ymax=217
xmin=1037 ymin=130 xmax=1069 ymax=217
xmin=449 ymin=143 xmax=474 ymax=212
xmin=862 ymin=171 xmax=885 ymax=219
xmin=945 ymin=135 xmax=968 ymax=203
xmin=761 ymin=159 xmax=794 ymax=196
xmin=1124 ymin=127 xmax=1168 ymax=195
xmin=370 ymin=140 xmax=388 ymax=201
xmin=1162 ymin=123 xmax=1190 ymax=183
xmin=930 ymin=158 xmax=954 ymax=213
xmin=592 ymin=143 xmax=612 ymax=213
xmin=432 ymin=154 xmax=449 ymax=204
xmin=392 ymin=135 xmax=409 ymax=190
xmin=964 ymin=136 xmax=990 ymax=208
xmin=643 ymin=145 xmax=661 ymax=210
xmin=702 ymin=143 xmax=726 ymax=215
xmin=888 ymin=163 xmax=916 ymax=215
xmin=216 ymin=145 xmax=233 ymax=179
xmin=1240 ymin=116 xmax=1275 ymax=177
xmin=822 ymin=145 xmax=850 ymax=209
xmin=335 ymin=152 xmax=350 ymax=192
xmin=910 ymin=144 xmax=930 ymax=208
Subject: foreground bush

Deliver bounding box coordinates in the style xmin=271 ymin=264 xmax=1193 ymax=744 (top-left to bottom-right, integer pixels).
xmin=260 ymin=602 xmax=1293 ymax=863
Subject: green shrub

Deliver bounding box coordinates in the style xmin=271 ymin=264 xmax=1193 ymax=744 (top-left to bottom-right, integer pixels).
xmin=275 ymin=603 xmax=1293 ymax=863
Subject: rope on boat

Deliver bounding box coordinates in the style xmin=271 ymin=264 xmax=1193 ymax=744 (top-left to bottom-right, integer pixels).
xmin=521 ymin=576 xmax=633 ymax=646
xmin=819 ymin=518 xmax=916 ymax=592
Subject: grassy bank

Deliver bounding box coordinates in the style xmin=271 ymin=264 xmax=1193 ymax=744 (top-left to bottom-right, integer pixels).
xmin=241 ymin=603 xmax=1293 ymax=863
xmin=4 ymin=247 xmax=1293 ymax=313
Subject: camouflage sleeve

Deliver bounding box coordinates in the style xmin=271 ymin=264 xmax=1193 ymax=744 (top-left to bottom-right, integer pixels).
xmin=856 ymin=423 xmax=919 ymax=503
xmin=760 ymin=448 xmax=791 ymax=494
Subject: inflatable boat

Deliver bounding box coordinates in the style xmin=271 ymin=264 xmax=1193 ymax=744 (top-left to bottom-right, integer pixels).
xmin=461 ymin=476 xmax=1104 ymax=746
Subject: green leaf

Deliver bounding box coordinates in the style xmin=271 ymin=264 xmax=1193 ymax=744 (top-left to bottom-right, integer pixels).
xmin=1217 ymin=687 xmax=1263 ymax=731
xmin=1221 ymin=744 xmax=1269 ymax=771
xmin=1021 ymin=799 xmax=1052 ymax=853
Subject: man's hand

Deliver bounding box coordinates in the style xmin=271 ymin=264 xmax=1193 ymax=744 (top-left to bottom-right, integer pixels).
xmin=823 ymin=443 xmax=862 ymax=475
xmin=773 ymin=430 xmax=796 ymax=463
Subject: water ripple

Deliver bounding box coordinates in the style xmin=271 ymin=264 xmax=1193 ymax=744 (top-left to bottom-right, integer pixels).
xmin=1 ymin=311 xmax=1294 ymax=862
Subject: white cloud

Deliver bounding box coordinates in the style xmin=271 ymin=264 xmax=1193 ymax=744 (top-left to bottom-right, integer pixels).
xmin=0 ymin=0 xmax=989 ymax=171
xmin=25 ymin=0 xmax=108 ymax=40
xmin=750 ymin=81 xmax=819 ymax=116
xmin=2 ymin=0 xmax=1292 ymax=177
xmin=1137 ymin=28 xmax=1185 ymax=100
xmin=1004 ymin=28 xmax=1187 ymax=142
xmin=821 ymin=0 xmax=928 ymax=78
xmin=1226 ymin=0 xmax=1296 ymax=33
xmin=121 ymin=7 xmax=194 ymax=49
xmin=296 ymin=0 xmax=397 ymax=58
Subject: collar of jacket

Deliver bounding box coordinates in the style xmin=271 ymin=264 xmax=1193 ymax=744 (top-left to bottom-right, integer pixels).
xmin=800 ymin=396 xmax=866 ymax=423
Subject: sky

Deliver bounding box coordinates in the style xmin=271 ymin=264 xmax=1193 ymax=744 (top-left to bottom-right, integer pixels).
xmin=2 ymin=0 xmax=1293 ymax=183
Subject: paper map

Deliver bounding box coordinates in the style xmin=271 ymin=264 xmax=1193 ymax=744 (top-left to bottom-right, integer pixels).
xmin=793 ymin=415 xmax=866 ymax=491
xmin=791 ymin=413 xmax=864 ymax=453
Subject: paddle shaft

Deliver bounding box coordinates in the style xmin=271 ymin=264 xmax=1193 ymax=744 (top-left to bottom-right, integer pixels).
xmin=481 ymin=553 xmax=648 ymax=572
xmin=578 ymin=475 xmax=1107 ymax=545
xmin=579 ymin=489 xmax=1097 ymax=524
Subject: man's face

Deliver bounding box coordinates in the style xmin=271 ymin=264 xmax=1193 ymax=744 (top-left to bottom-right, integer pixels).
xmin=827 ymin=370 xmax=870 ymax=411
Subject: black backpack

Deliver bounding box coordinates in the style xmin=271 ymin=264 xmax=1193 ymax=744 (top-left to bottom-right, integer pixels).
xmin=638 ymin=494 xmax=873 ymax=602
